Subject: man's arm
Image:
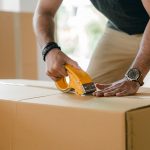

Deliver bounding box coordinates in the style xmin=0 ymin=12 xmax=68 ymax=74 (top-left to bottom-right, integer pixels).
xmin=33 ymin=0 xmax=80 ymax=81
xmin=142 ymin=0 xmax=150 ymax=15
xmin=33 ymin=0 xmax=62 ymax=48
xmin=132 ymin=0 xmax=150 ymax=78
xmin=93 ymin=1 xmax=150 ymax=97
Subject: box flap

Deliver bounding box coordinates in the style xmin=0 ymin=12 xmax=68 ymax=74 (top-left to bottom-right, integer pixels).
xmin=0 ymin=79 xmax=54 ymax=88
xmin=0 ymin=80 xmax=61 ymax=101
xmin=21 ymin=88 xmax=150 ymax=112
xmin=0 ymin=80 xmax=150 ymax=112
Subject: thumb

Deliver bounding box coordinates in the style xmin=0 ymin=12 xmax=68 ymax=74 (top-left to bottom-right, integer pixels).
xmin=95 ymin=83 xmax=111 ymax=90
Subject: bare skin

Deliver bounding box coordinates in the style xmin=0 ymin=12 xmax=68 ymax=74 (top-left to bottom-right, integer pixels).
xmin=93 ymin=0 xmax=150 ymax=97
xmin=33 ymin=0 xmax=80 ymax=81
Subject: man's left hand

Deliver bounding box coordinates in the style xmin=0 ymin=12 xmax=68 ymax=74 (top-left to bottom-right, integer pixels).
xmin=93 ymin=78 xmax=140 ymax=97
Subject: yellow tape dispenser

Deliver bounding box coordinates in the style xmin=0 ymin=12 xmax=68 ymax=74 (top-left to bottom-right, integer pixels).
xmin=55 ymin=64 xmax=96 ymax=95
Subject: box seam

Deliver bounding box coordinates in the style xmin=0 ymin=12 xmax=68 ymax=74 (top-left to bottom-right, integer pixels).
xmin=18 ymin=93 xmax=63 ymax=102
xmin=127 ymin=105 xmax=150 ymax=112
xmin=126 ymin=112 xmax=134 ymax=150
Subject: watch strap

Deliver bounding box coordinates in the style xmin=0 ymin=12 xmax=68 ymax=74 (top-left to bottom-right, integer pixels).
xmin=137 ymin=74 xmax=144 ymax=86
xmin=125 ymin=68 xmax=144 ymax=86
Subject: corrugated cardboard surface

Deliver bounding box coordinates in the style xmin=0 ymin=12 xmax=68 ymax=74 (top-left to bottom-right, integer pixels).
xmin=0 ymin=79 xmax=52 ymax=88
xmin=0 ymin=101 xmax=16 ymax=150
xmin=14 ymin=104 xmax=125 ymax=150
xmin=0 ymin=79 xmax=150 ymax=150
xmin=0 ymin=12 xmax=37 ymax=79
xmin=0 ymin=80 xmax=61 ymax=150
xmin=127 ymin=107 xmax=150 ymax=150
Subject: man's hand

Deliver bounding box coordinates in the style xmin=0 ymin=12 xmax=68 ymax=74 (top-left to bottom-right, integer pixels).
xmin=45 ymin=48 xmax=80 ymax=81
xmin=93 ymin=78 xmax=140 ymax=97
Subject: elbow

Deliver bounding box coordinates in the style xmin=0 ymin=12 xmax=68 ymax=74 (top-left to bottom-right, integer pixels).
xmin=32 ymin=10 xmax=41 ymax=33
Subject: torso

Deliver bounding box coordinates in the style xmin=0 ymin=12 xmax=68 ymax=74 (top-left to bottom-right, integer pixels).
xmin=90 ymin=0 xmax=149 ymax=34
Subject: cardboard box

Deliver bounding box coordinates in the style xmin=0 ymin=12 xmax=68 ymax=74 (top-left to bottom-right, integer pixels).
xmin=0 ymin=12 xmax=37 ymax=79
xmin=0 ymin=79 xmax=150 ymax=150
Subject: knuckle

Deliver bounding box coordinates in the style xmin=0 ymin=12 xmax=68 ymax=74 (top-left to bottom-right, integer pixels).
xmin=51 ymin=66 xmax=58 ymax=73
xmin=51 ymin=77 xmax=57 ymax=81
xmin=74 ymin=61 xmax=78 ymax=66
xmin=53 ymin=64 xmax=61 ymax=70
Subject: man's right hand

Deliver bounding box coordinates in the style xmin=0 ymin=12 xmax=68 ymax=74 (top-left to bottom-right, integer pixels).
xmin=45 ymin=48 xmax=80 ymax=81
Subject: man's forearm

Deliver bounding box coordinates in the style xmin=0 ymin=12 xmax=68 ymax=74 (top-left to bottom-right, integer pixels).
xmin=33 ymin=12 xmax=55 ymax=48
xmin=130 ymin=20 xmax=150 ymax=78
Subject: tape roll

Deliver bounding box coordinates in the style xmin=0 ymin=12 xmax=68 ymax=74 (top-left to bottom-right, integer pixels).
xmin=55 ymin=77 xmax=72 ymax=93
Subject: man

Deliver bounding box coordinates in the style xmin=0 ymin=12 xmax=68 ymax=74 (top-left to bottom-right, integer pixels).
xmin=33 ymin=0 xmax=150 ymax=97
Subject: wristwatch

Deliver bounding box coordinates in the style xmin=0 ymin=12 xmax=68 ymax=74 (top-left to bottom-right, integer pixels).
xmin=125 ymin=68 xmax=144 ymax=86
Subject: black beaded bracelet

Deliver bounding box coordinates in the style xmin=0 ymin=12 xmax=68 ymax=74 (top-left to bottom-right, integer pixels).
xmin=42 ymin=42 xmax=61 ymax=61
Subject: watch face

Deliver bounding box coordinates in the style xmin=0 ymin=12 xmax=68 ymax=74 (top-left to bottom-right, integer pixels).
xmin=127 ymin=68 xmax=140 ymax=80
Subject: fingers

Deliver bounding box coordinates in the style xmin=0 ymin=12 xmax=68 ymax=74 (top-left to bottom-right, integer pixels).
xmin=116 ymin=90 xmax=129 ymax=97
xmin=93 ymin=80 xmax=126 ymax=96
xmin=92 ymin=91 xmax=104 ymax=97
xmin=46 ymin=61 xmax=68 ymax=81
xmin=50 ymin=76 xmax=61 ymax=81
xmin=95 ymin=83 xmax=111 ymax=90
xmin=93 ymin=88 xmax=128 ymax=97
xmin=45 ymin=50 xmax=68 ymax=80
xmin=45 ymin=50 xmax=80 ymax=81
xmin=66 ymin=58 xmax=81 ymax=70
xmin=99 ymin=83 xmax=123 ymax=93
xmin=58 ymin=67 xmax=68 ymax=77
xmin=93 ymin=79 xmax=126 ymax=97
xmin=103 ymin=89 xmax=122 ymax=97
xmin=46 ymin=71 xmax=62 ymax=81
xmin=46 ymin=64 xmax=68 ymax=80
xmin=93 ymin=80 xmax=139 ymax=97
xmin=93 ymin=88 xmax=120 ymax=97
